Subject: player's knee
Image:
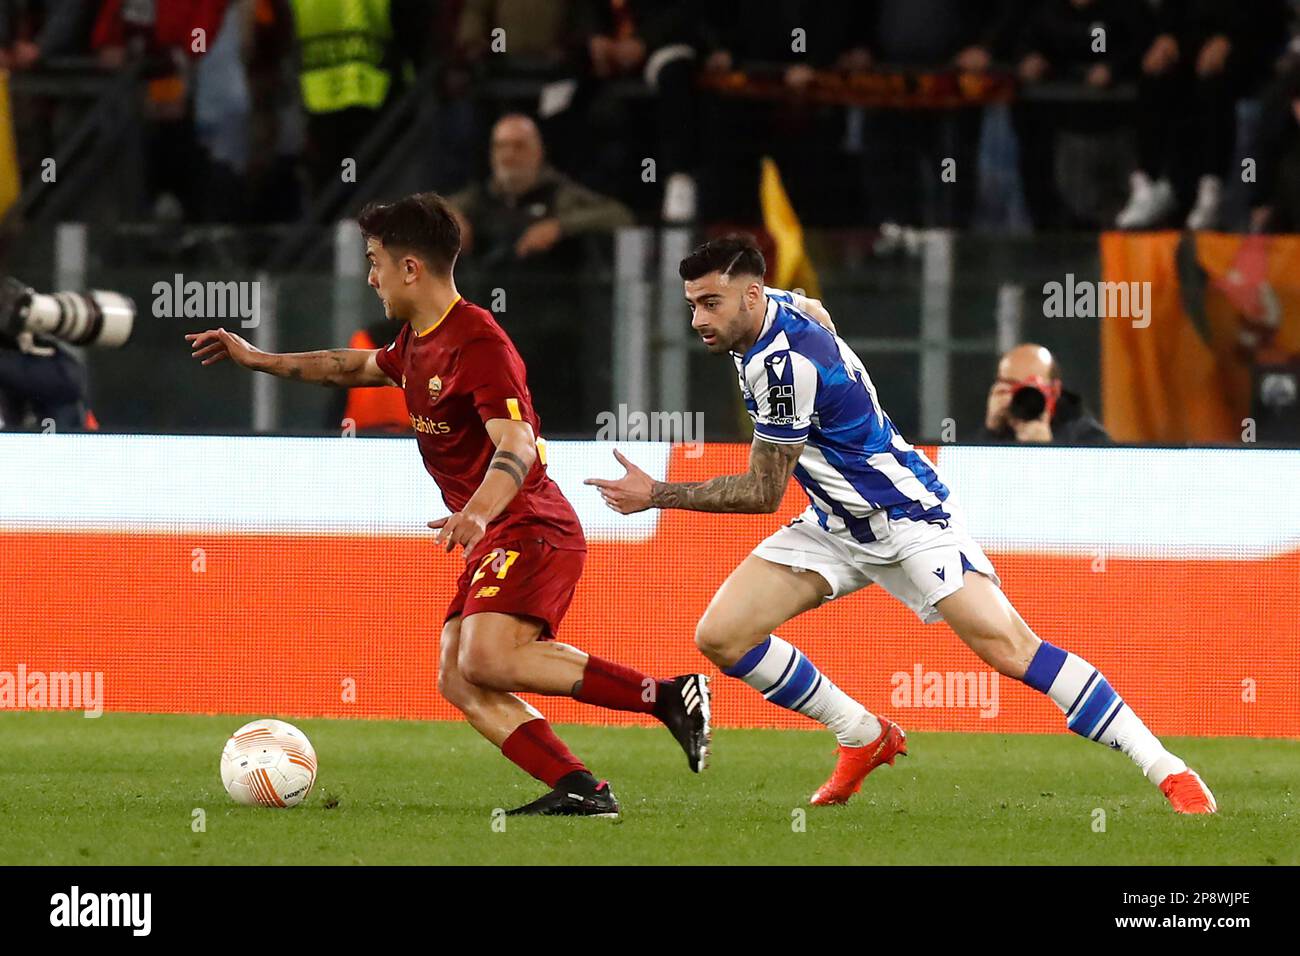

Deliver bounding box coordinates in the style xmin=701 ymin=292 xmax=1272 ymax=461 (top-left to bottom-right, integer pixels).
xmin=437 ymin=664 xmax=470 ymax=707
xmin=967 ymin=626 xmax=1030 ymax=679
xmin=457 ymin=638 xmax=512 ymax=690
xmin=694 ymin=614 xmax=745 ymax=668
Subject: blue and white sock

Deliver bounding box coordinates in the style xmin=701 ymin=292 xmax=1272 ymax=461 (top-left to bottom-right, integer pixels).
xmin=1022 ymin=641 xmax=1185 ymax=784
xmin=726 ymin=635 xmax=881 ymax=747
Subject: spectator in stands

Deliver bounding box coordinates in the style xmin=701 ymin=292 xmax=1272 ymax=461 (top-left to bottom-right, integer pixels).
xmin=1250 ymin=59 xmax=1300 ymax=232
xmin=89 ymin=0 xmax=230 ymax=220
xmin=245 ymin=0 xmax=302 ymax=222
xmin=694 ymin=0 xmax=861 ymax=226
xmin=1011 ymin=0 xmax=1152 ymax=230
xmin=285 ymin=0 xmax=434 ymax=197
xmin=848 ymin=0 xmax=1015 ymax=229
xmin=977 ymin=343 xmax=1110 ymax=444
xmin=447 ymin=113 xmax=631 ymax=433
xmin=1116 ymin=0 xmax=1289 ymax=231
xmin=456 ymin=0 xmax=585 ymax=74
xmin=571 ymin=1 xmax=706 ymax=224
xmin=0 ymin=0 xmax=93 ymax=70
xmin=447 ymin=113 xmax=633 ymax=273
xmin=443 ymin=0 xmax=587 ymax=199
xmin=192 ymin=0 xmax=252 ymax=221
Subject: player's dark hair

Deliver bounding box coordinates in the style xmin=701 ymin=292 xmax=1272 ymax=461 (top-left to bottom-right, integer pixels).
xmin=679 ymin=234 xmax=766 ymax=282
xmin=358 ymin=192 xmax=461 ymax=274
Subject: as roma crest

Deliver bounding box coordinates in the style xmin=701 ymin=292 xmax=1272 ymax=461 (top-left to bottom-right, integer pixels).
xmin=427 ymin=375 xmax=443 ymax=402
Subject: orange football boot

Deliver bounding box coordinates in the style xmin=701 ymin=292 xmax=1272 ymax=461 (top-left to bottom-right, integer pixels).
xmin=809 ymin=717 xmax=907 ymax=806
xmin=1159 ymin=768 xmax=1218 ymax=814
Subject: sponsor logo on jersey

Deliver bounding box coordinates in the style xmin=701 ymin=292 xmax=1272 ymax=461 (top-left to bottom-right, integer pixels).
xmin=409 ymin=414 xmax=451 ymax=435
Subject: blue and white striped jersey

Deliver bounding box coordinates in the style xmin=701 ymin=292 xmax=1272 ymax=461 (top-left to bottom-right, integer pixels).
xmin=734 ymin=287 xmax=951 ymax=542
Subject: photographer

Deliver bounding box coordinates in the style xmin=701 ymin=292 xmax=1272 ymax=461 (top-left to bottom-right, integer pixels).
xmin=0 ymin=328 xmax=91 ymax=431
xmin=977 ymin=343 xmax=1110 ymax=444
xmin=0 ymin=277 xmax=134 ymax=431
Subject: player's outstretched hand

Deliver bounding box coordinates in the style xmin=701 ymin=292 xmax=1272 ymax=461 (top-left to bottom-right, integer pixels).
xmin=186 ymin=328 xmax=260 ymax=368
xmin=428 ymin=511 xmax=488 ymax=552
xmin=584 ymin=449 xmax=654 ymax=515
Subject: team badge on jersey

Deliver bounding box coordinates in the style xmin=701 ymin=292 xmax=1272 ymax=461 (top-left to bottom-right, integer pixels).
xmin=428 ymin=375 xmax=443 ymax=402
xmin=764 ymin=351 xmax=796 ymax=423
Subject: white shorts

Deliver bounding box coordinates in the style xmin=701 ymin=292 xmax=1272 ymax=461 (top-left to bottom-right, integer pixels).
xmin=751 ymin=502 xmax=1000 ymax=624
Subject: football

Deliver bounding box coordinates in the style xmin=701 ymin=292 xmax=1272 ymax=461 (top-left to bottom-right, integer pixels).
xmin=220 ymin=719 xmax=318 ymax=808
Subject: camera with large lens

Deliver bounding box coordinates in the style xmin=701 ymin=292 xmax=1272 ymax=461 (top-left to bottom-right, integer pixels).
xmin=1009 ymin=382 xmax=1047 ymax=422
xmin=0 ymin=276 xmax=135 ymax=348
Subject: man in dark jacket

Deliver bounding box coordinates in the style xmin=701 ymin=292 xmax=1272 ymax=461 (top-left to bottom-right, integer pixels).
xmin=977 ymin=343 xmax=1110 ymax=444
xmin=447 ymin=113 xmax=633 ymax=275
xmin=445 ymin=113 xmax=633 ymax=432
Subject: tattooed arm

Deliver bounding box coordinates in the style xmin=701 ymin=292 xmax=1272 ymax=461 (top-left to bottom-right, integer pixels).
xmin=428 ymin=418 xmax=537 ymax=551
xmin=187 ymin=328 xmax=394 ymax=387
xmin=586 ymin=438 xmax=802 ymax=515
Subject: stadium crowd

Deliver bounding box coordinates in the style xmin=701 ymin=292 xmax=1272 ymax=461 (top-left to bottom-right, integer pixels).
xmin=3 ymin=0 xmax=1300 ymax=234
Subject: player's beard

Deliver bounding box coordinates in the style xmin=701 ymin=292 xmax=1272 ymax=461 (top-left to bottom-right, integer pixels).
xmin=721 ymin=298 xmax=757 ymax=353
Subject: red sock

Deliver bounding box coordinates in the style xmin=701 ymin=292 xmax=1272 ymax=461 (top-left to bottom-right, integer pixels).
xmin=575 ymin=656 xmax=665 ymax=715
xmin=500 ymin=718 xmax=588 ymax=787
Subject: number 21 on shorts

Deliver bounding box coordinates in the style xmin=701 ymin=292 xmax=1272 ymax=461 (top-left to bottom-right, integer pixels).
xmin=471 ymin=548 xmax=520 ymax=585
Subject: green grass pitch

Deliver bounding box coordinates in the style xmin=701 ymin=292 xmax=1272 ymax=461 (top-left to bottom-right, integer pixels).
xmin=1 ymin=712 xmax=1295 ymax=866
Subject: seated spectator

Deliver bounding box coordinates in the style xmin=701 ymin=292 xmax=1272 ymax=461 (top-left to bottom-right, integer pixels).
xmin=977 ymin=343 xmax=1110 ymax=444
xmin=447 ymin=113 xmax=633 ymax=274
xmin=455 ymin=2 xmax=706 ymax=222
xmin=446 ymin=113 xmax=632 ymax=433
xmin=1116 ymin=0 xmax=1289 ymax=231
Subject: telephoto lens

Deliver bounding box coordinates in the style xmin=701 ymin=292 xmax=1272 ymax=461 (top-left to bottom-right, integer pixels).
xmin=0 ymin=277 xmax=135 ymax=348
xmin=1009 ymin=383 xmax=1047 ymax=422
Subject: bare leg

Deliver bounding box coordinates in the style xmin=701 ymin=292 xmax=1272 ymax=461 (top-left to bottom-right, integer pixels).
xmin=456 ymin=611 xmax=591 ymax=696
xmin=693 ymin=554 xmax=830 ymax=668
xmin=933 ymin=571 xmax=1040 ymax=679
xmin=935 ymin=572 xmax=1210 ymax=811
xmin=437 ymin=616 xmax=541 ymax=747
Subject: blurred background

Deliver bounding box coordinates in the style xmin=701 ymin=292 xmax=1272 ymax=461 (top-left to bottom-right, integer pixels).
xmin=1 ymin=0 xmax=1299 ymax=445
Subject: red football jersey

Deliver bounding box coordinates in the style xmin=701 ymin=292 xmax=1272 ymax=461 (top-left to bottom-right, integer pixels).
xmin=373 ymin=296 xmax=585 ymax=550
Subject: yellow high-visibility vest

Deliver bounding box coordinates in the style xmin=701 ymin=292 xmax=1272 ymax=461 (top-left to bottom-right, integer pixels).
xmin=290 ymin=0 xmax=393 ymax=114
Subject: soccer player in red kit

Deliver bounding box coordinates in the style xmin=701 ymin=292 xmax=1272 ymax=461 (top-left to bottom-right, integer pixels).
xmin=186 ymin=192 xmax=710 ymax=816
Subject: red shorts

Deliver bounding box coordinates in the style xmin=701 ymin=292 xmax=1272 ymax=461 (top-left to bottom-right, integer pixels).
xmin=444 ymin=536 xmax=586 ymax=639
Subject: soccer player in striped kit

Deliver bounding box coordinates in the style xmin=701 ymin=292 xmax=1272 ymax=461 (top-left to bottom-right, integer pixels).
xmin=187 ymin=193 xmax=710 ymax=817
xmin=588 ymin=235 xmax=1215 ymax=814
